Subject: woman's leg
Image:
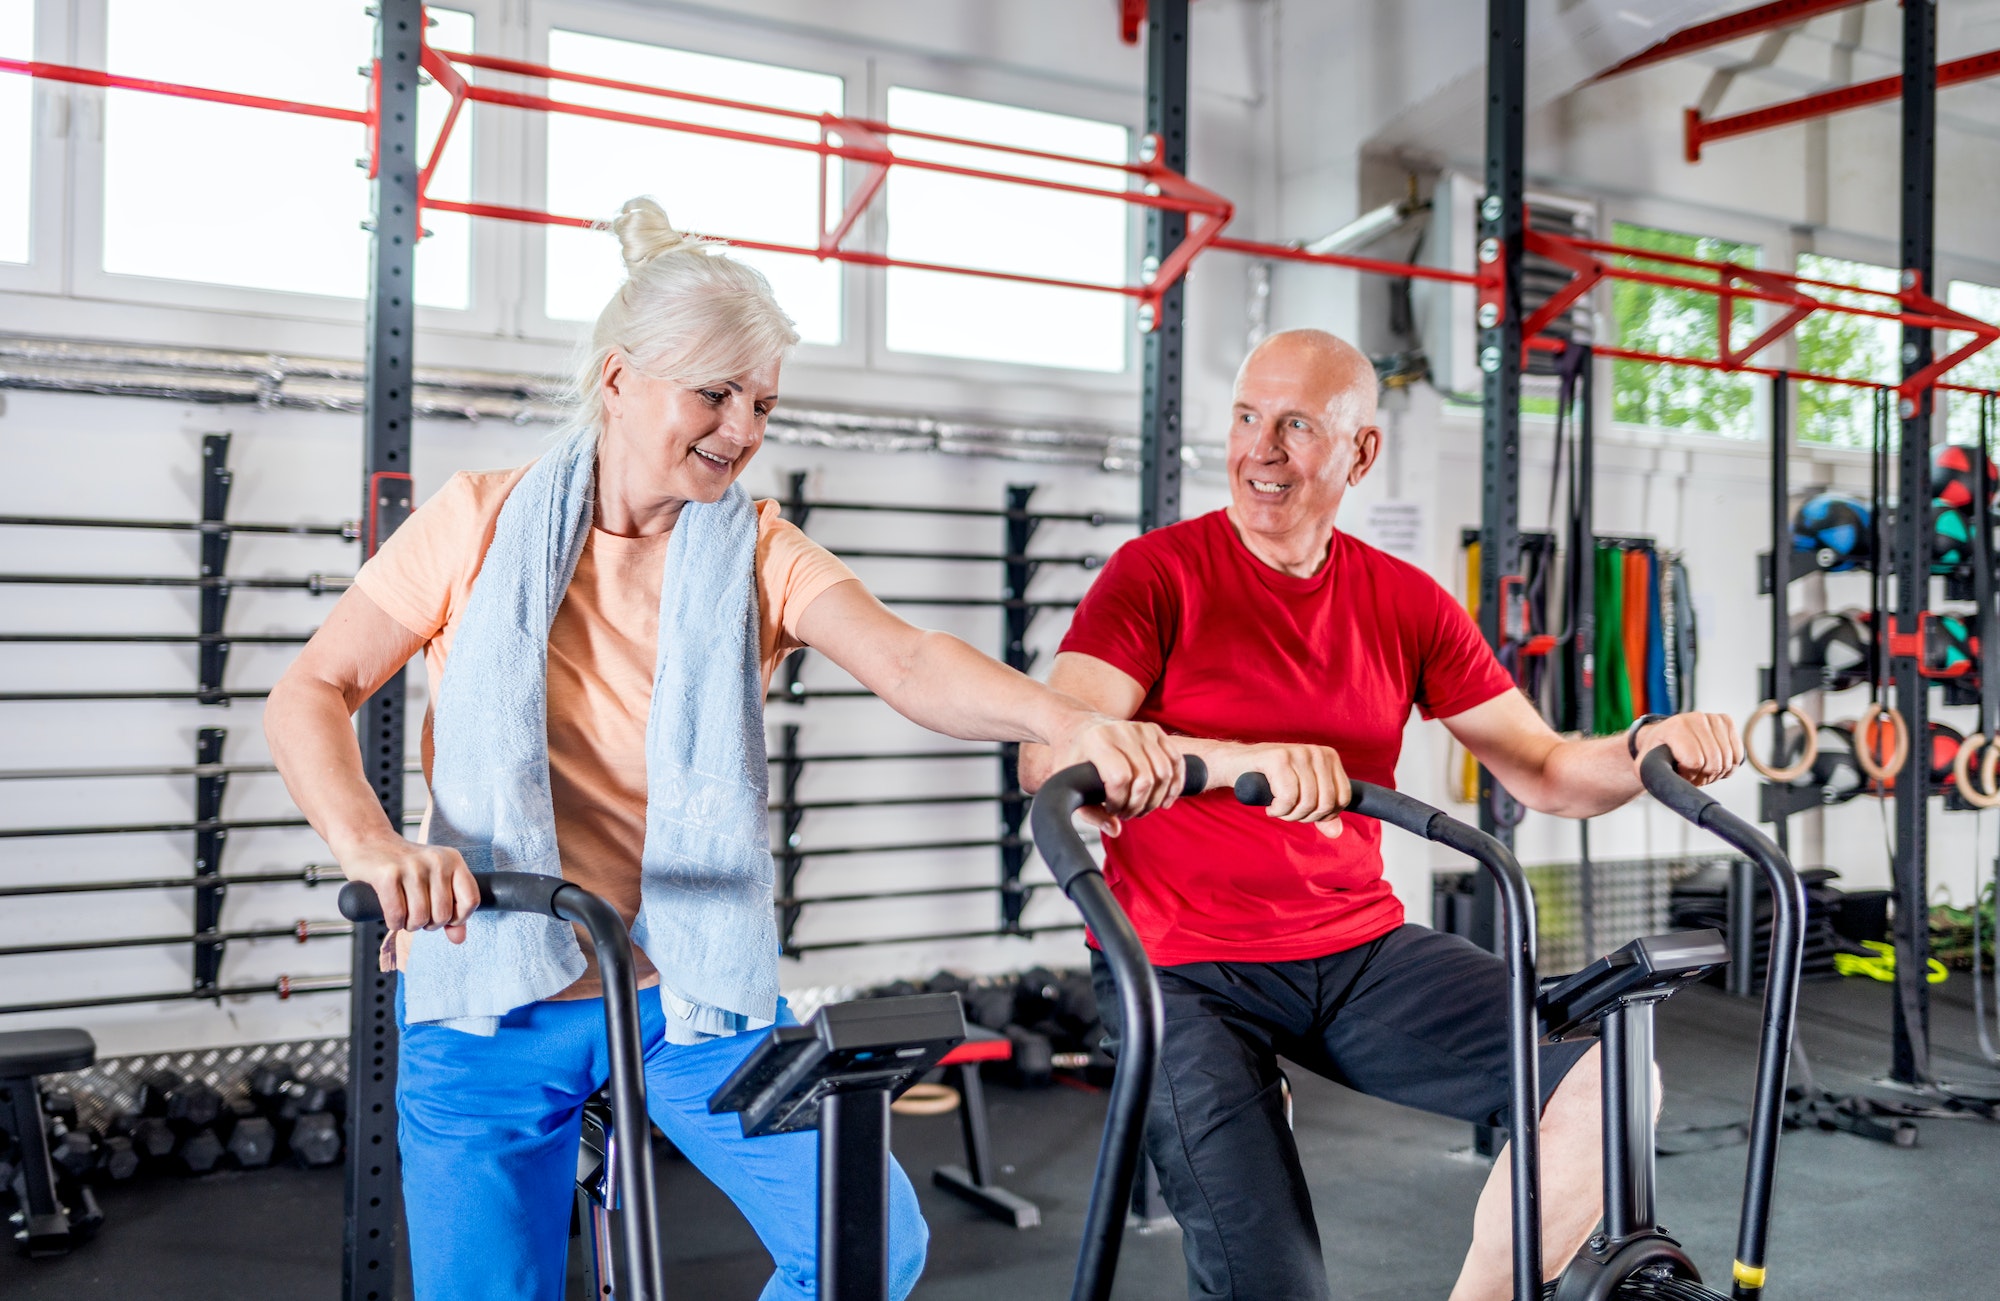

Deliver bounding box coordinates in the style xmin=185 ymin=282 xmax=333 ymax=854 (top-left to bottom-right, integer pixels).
xmin=397 ymin=986 xmax=602 ymax=1301
xmin=636 ymin=994 xmax=929 ymax=1301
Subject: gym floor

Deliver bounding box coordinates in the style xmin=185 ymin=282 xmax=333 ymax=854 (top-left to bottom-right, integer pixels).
xmin=3 ymin=976 xmax=1994 ymax=1300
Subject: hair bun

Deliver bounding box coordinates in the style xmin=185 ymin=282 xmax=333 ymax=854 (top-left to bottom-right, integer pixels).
xmin=611 ymin=196 xmax=707 ymax=272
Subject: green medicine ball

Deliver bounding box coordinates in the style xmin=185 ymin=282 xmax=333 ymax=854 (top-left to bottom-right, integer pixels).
xmin=1931 ymin=499 xmax=1974 ymax=573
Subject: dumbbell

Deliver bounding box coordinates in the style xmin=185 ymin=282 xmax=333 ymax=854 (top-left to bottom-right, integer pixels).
xmin=98 ymin=1134 xmax=141 ymax=1183
xmin=1002 ymin=1024 xmax=1055 ymax=1089
xmin=962 ymin=984 xmax=1016 ymax=1031
xmin=138 ymin=1070 xmax=223 ymax=1131
xmin=175 ymin=1127 xmax=225 ymax=1176
xmin=286 ymin=1112 xmax=342 ymax=1167
xmin=41 ymin=1092 xmax=99 ymax=1183
xmin=108 ymin=1111 xmax=176 ymax=1165
xmin=252 ymin=1066 xmax=344 ymax=1124
xmin=1013 ymin=966 xmax=1061 ymax=1026
xmin=218 ymin=1100 xmax=277 ymax=1170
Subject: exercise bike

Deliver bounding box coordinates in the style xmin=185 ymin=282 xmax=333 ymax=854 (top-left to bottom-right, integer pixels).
xmin=336 ymin=757 xmax=1207 ymax=1301
xmin=1235 ymin=746 xmax=1802 ymax=1300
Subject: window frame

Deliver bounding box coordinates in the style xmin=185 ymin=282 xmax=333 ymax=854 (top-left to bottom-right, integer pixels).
xmin=0 ymin=0 xmax=71 ymax=297
xmin=59 ymin=0 xmax=505 ymax=335
xmin=864 ymin=54 xmax=1143 ymax=391
xmin=514 ymin=1 xmax=869 ymax=370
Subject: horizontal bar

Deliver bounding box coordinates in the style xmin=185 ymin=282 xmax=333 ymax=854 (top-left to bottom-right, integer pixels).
xmin=781 ymin=882 xmax=1051 ymax=908
xmin=0 ymin=813 xmax=419 ymax=840
xmin=829 ymin=548 xmax=1103 ymax=568
xmin=874 ymin=596 xmax=1080 ymax=610
xmin=795 ymin=500 xmax=1136 ymax=524
xmin=1552 ymin=338 xmax=2000 ymax=398
xmin=0 ymin=762 xmax=416 ymax=782
xmin=0 ymin=573 xmax=349 ymax=591
xmin=770 ymin=792 xmax=1015 ymax=815
xmin=0 ymin=512 xmax=355 ymax=538
xmin=0 ymin=56 xmax=371 ymax=126
xmin=0 ymin=975 xmax=350 ymax=1019
xmin=767 ymin=688 xmax=879 ymax=702
xmin=786 ymin=922 xmax=1082 ymax=955
xmin=0 ymin=690 xmax=273 ymax=703
xmin=1209 ymin=235 xmax=1484 ymax=286
xmin=0 ymin=867 xmax=343 ymax=899
xmin=1689 ymin=46 xmax=2000 ymax=159
xmin=0 ymin=633 xmax=315 ymax=645
xmin=766 ymin=749 xmax=998 ymax=766
xmin=1597 ymin=0 xmax=1863 ymax=79
xmin=786 ymin=836 xmax=1023 ymax=861
xmin=0 ymin=922 xmax=351 ymax=961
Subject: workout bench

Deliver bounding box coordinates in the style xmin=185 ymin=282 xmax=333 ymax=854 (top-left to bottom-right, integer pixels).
xmin=930 ymin=1026 xmax=1041 ymax=1228
xmin=1 ymin=1028 xmax=100 ymax=1256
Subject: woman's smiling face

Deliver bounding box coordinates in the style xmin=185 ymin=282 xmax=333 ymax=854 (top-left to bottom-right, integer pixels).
xmin=597 ymin=352 xmax=782 ymax=506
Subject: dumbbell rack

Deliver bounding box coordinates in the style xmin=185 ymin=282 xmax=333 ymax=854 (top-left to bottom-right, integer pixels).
xmin=770 ymin=473 xmax=1130 ymax=956
xmin=0 ymin=434 xmax=360 ymax=1019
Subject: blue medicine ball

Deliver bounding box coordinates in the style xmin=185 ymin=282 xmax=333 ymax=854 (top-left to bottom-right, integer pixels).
xmin=1792 ymin=492 xmax=1873 ymax=572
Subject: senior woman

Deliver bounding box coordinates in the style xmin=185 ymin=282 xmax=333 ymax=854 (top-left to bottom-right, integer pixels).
xmin=266 ymin=197 xmax=1185 ymax=1301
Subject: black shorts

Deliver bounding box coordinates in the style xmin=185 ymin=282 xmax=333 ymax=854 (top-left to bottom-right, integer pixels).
xmin=1090 ymin=924 xmax=1596 ymax=1300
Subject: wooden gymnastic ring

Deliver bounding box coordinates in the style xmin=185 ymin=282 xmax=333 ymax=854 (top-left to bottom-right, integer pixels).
xmin=1952 ymin=732 xmax=2000 ymax=808
xmin=889 ymin=1083 xmax=960 ymax=1117
xmin=1743 ymin=701 xmax=1819 ymax=783
xmin=1852 ymin=703 xmax=1910 ymax=784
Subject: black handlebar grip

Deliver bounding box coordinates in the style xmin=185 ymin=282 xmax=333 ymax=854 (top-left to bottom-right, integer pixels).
xmin=1180 ymin=754 xmax=1209 ymax=797
xmin=1234 ymin=772 xmax=1274 ymax=806
xmin=1640 ymin=746 xmax=1715 ymax=824
xmin=337 ymin=880 xmax=383 ymax=923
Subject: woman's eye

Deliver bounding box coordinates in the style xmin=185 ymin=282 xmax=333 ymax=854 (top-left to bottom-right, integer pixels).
xmin=699 ymin=389 xmax=726 ymax=405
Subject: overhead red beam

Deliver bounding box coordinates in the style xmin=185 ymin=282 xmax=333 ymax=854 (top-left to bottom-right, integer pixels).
xmin=1686 ymin=45 xmax=2000 ymax=159
xmin=1598 ymin=0 xmax=1863 ymax=80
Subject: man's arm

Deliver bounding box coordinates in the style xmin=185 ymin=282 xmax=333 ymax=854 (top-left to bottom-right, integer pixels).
xmin=1021 ymin=651 xmax=1352 ymax=838
xmin=1440 ymin=689 xmax=1744 ymax=818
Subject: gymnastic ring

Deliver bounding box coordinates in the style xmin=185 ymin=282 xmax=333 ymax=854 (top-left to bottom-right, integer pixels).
xmin=1743 ymin=701 xmax=1819 ymax=783
xmin=1852 ymin=703 xmax=1910 ymax=784
xmin=1952 ymin=732 xmax=2000 ymax=808
xmin=889 ymin=1083 xmax=960 ymax=1117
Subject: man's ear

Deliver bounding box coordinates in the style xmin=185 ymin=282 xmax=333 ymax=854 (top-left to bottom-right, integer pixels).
xmin=1348 ymin=424 xmax=1384 ymax=485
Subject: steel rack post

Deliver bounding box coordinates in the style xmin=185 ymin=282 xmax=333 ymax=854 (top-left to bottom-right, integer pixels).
xmin=1889 ymin=0 xmax=1938 ymax=1089
xmin=776 ymin=724 xmax=807 ymax=953
xmin=197 ymin=434 xmax=234 ymax=705
xmin=999 ymin=485 xmax=1039 ymax=933
xmin=1138 ymin=0 xmax=1189 ymax=533
xmin=191 ymin=728 xmax=229 ymax=998
xmin=345 ymin=4 xmax=422 ymax=1299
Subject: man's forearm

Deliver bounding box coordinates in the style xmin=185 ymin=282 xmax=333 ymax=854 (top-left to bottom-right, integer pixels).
xmin=1526 ymin=731 xmax=1645 ymax=818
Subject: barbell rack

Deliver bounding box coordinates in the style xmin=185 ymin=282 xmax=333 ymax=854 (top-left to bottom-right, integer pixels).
xmin=0 ymin=866 xmax=344 ymax=900
xmin=0 ymin=921 xmax=353 ymax=961
xmin=0 ymin=512 xmax=357 ymax=539
xmin=0 ymin=975 xmax=351 ymax=1020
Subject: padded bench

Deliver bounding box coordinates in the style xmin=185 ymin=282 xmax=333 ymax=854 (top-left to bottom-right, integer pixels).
xmin=929 ymin=1026 xmax=1041 ymax=1229
xmin=0 ymin=1028 xmax=98 ymax=1256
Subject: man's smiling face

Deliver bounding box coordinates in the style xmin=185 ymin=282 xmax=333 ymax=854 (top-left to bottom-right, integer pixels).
xmin=1225 ymin=332 xmax=1379 ymax=552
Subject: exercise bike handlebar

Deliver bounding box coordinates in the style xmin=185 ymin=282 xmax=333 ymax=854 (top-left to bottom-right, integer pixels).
xmin=1233 ymin=772 xmax=1544 ymax=1301
xmin=1030 ymin=755 xmax=1206 ymax=1301
xmin=1638 ymin=747 xmax=1805 ymax=1301
xmin=337 ymin=873 xmax=667 ymax=1301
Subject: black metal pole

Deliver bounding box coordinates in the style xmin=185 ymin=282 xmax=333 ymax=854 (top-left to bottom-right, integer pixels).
xmin=1889 ymin=0 xmax=1938 ymax=1089
xmin=345 ymin=4 xmax=420 ymax=1299
xmin=820 ymin=1088 xmax=891 ymax=1301
xmin=1139 ymin=0 xmax=1188 ymax=533
xmin=1769 ymin=376 xmax=1792 ymax=859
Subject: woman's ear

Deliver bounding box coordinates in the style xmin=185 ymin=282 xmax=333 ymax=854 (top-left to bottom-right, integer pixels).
xmin=599 ymin=352 xmax=626 ymax=419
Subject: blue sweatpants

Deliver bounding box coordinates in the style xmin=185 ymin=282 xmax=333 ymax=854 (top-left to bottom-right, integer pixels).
xmin=396 ymin=983 xmax=929 ymax=1300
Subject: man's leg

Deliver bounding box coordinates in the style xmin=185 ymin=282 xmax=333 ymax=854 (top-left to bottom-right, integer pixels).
xmin=1307 ymin=926 xmax=1599 ymax=1300
xmin=1091 ymin=954 xmax=1328 ymax=1301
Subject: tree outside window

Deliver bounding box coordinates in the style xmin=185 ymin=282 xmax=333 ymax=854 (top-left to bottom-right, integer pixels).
xmin=1794 ymin=253 xmax=1901 ymax=449
xmin=1608 ymin=222 xmax=1758 ymax=439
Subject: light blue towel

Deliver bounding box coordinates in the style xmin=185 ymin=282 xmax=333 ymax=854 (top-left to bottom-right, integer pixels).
xmin=401 ymin=428 xmax=779 ymax=1042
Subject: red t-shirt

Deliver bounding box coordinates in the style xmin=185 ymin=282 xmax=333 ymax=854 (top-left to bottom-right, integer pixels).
xmin=1059 ymin=510 xmax=1515 ymax=966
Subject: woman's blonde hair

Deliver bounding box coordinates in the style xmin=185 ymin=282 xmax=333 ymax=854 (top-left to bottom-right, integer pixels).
xmin=565 ymin=197 xmax=799 ymax=439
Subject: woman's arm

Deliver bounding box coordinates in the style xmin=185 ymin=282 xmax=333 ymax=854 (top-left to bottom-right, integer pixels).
xmin=264 ymin=587 xmax=479 ymax=941
xmin=793 ymin=580 xmax=1185 ymax=818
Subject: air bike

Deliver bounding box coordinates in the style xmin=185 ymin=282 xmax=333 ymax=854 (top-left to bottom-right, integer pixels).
xmin=338 ymin=743 xmax=1800 ymax=1301
xmin=1228 ymin=747 xmax=1803 ymax=1301
xmin=335 ymin=755 xmax=1210 ymax=1301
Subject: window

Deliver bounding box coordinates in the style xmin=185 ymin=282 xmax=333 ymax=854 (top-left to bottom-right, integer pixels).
xmin=884 ymin=87 xmax=1129 ymax=373
xmin=1794 ymin=253 xmax=1901 ymax=448
xmin=99 ymin=1 xmax=472 ymax=308
xmin=1945 ymin=280 xmax=2000 ymax=445
xmin=1607 ymin=222 xmax=1758 ymax=438
xmin=0 ymin=0 xmax=30 ymax=265
xmin=542 ymin=31 xmax=843 ymax=345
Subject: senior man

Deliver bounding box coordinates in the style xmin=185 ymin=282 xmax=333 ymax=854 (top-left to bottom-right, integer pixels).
xmin=1020 ymin=328 xmax=1742 ymax=1301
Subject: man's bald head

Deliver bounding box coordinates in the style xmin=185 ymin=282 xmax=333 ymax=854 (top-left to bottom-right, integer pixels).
xmin=1234 ymin=329 xmax=1378 ymax=430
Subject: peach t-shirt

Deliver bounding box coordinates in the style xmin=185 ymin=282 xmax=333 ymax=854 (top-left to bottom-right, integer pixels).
xmin=352 ymin=465 xmax=857 ymax=999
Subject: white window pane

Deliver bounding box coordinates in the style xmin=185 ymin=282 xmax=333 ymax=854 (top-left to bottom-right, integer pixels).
xmin=885 ymin=87 xmax=1130 ymax=372
xmin=1794 ymin=253 xmax=1902 ymax=448
xmin=0 ymin=0 xmax=33 ymax=265
xmin=101 ymin=2 xmax=472 ymax=308
xmin=543 ymin=31 xmax=842 ymax=345
xmin=1945 ymin=280 xmax=2000 ymax=445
